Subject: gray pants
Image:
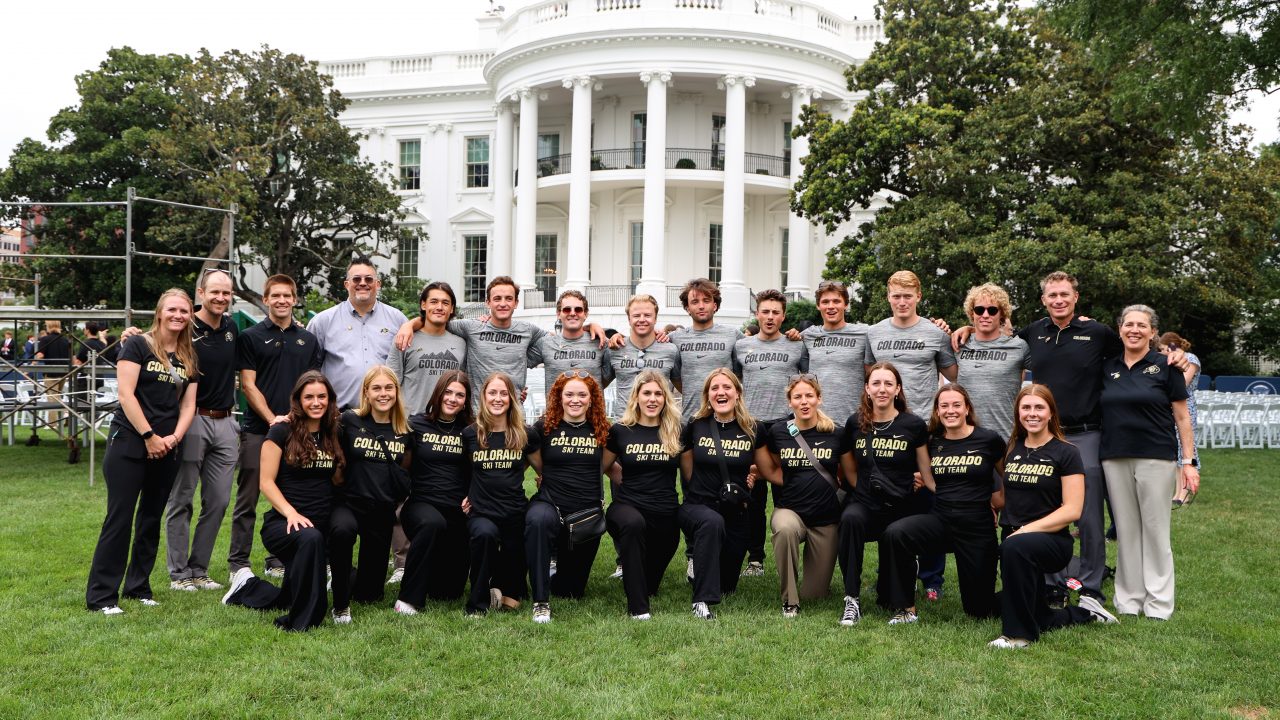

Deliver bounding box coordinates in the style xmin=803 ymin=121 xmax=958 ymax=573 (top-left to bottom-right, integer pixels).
xmin=165 ymin=414 xmax=238 ymax=580
xmin=1051 ymin=430 xmax=1107 ymax=597
xmin=228 ymin=432 xmax=282 ymax=572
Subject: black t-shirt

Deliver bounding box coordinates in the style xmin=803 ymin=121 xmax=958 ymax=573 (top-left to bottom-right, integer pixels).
xmin=407 ymin=414 xmax=469 ymax=506
xmin=262 ymin=421 xmax=337 ymax=526
xmin=189 ymin=313 xmax=238 ymax=410
xmin=238 ymin=319 xmax=323 ymax=434
xmin=1001 ymin=437 xmax=1084 ymax=537
xmin=338 ymin=410 xmax=411 ymax=505
xmin=534 ymin=420 xmax=605 ymax=514
xmin=680 ymin=417 xmax=766 ymax=507
xmin=111 ymin=335 xmax=193 ymax=438
xmin=606 ymin=423 xmax=680 ymax=513
xmin=766 ymin=422 xmax=842 ymax=527
xmin=1018 ymin=316 xmax=1122 ymax=427
xmin=76 ymin=337 xmax=108 ymax=365
xmin=1100 ymin=351 xmax=1188 ymax=461
xmin=839 ymin=412 xmax=929 ymax=511
xmin=928 ymin=426 xmax=1006 ymax=510
xmin=464 ymin=425 xmax=537 ymax=520
xmin=37 ymin=332 xmax=71 ymax=376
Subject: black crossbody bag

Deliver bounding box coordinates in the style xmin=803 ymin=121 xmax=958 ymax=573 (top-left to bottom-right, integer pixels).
xmin=863 ymin=434 xmax=908 ymax=508
xmin=711 ymin=420 xmax=750 ymax=514
xmin=540 ymin=481 xmax=607 ymax=547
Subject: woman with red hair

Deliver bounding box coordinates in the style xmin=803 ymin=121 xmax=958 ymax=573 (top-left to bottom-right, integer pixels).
xmin=524 ymin=370 xmax=612 ymax=623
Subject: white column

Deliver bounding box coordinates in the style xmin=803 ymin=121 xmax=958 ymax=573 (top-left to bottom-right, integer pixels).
xmin=785 ymin=85 xmax=819 ymax=296
xmin=424 ymin=122 xmax=453 ymax=280
xmin=513 ymin=87 xmax=541 ymax=292
xmin=718 ymin=74 xmax=754 ymax=317
xmin=563 ymin=75 xmax=595 ymax=292
xmin=491 ymin=102 xmax=515 ymax=278
xmin=637 ymin=70 xmax=671 ymax=300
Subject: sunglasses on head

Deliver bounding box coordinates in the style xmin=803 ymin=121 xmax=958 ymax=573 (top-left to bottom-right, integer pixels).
xmin=972 ymin=306 xmax=1001 ymax=317
xmin=561 ymin=370 xmax=590 ymax=380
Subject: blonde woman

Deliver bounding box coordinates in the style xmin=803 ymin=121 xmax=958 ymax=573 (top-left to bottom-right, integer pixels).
xmin=87 ymin=289 xmax=198 ymax=614
xmin=678 ymin=368 xmax=770 ymax=620
xmin=602 ymin=371 xmax=684 ymax=620
xmin=328 ymin=365 xmax=412 ymax=624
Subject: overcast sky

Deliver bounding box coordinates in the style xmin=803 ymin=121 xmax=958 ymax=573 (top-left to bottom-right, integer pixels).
xmin=2 ymin=0 xmax=1276 ymax=169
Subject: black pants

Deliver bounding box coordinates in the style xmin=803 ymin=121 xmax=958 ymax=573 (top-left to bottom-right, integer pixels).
xmin=746 ymin=478 xmax=770 ymax=563
xmin=398 ymin=500 xmax=470 ymax=607
xmin=837 ymin=500 xmax=917 ymax=602
xmin=525 ymin=500 xmax=603 ymax=604
xmin=677 ymin=502 xmax=750 ymax=605
xmin=329 ymin=498 xmax=397 ymax=610
xmin=882 ymin=507 xmax=998 ymax=617
xmin=225 ymin=517 xmax=328 ymax=631
xmin=606 ymin=502 xmax=679 ymax=615
xmin=914 ymin=488 xmax=946 ymax=590
xmin=467 ymin=513 xmax=527 ymax=612
xmin=1000 ymin=531 xmax=1094 ymax=642
xmin=86 ymin=444 xmax=178 ymax=609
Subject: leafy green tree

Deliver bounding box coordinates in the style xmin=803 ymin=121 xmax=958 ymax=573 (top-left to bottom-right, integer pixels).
xmin=1239 ymin=143 xmax=1280 ymax=364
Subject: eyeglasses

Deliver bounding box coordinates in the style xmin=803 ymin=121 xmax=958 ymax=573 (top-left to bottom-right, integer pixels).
xmin=972 ymin=306 xmax=1001 ymax=317
xmin=347 ymin=275 xmax=377 ymax=285
xmin=559 ymin=306 xmax=586 ymax=315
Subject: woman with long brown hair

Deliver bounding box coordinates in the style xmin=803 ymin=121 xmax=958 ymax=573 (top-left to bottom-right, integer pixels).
xmin=991 ymin=384 xmax=1116 ymax=648
xmin=87 ymin=289 xmax=199 ymax=614
xmin=524 ymin=370 xmax=612 ymax=623
xmin=395 ymin=369 xmax=474 ymax=614
xmin=222 ymin=371 xmax=344 ymax=631
xmin=834 ymin=362 xmax=933 ymax=627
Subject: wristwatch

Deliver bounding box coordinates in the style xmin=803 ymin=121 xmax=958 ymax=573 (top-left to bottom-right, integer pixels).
xmin=141 ymin=430 xmax=155 ymax=440
xmin=1178 ymin=457 xmax=1198 ymax=468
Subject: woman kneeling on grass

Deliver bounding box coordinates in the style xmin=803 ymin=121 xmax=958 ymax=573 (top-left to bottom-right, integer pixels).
xmin=222 ymin=371 xmax=344 ymax=631
xmin=602 ymin=371 xmax=684 ymax=620
xmin=990 ymin=384 xmax=1117 ymax=649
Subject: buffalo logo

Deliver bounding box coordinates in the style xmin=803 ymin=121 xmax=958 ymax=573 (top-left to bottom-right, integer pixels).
xmin=224 ymin=331 xmax=234 ymax=343
xmin=1142 ymin=365 xmax=1160 ymax=376
xmin=1110 ymin=372 xmax=1121 ymax=380
xmin=297 ymin=339 xmax=307 ymax=346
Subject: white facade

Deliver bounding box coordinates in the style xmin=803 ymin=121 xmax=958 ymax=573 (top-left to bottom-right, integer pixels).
xmin=323 ymin=0 xmax=881 ymax=327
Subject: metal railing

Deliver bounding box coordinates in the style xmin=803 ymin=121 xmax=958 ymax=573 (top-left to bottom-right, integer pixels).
xmin=532 ymin=147 xmax=790 ymax=178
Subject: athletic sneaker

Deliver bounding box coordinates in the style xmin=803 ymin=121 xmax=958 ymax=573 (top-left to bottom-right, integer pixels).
xmin=393 ymin=600 xmax=418 ymax=615
xmin=489 ymin=588 xmax=503 ymax=612
xmin=988 ymin=635 xmax=1029 ymax=649
xmin=549 ymin=559 xmax=558 ymax=577
xmin=692 ymin=601 xmax=715 ymax=620
xmin=138 ymin=598 xmax=160 ymax=607
xmin=170 ymin=578 xmax=197 ymax=592
xmin=98 ymin=606 xmax=124 ymax=616
xmin=631 ymin=612 xmax=652 ymax=621
xmin=782 ymin=604 xmax=799 ymax=619
xmin=332 ymin=607 xmax=352 ymax=625
xmin=924 ymin=587 xmax=941 ymax=602
xmin=264 ymin=565 xmax=285 ymax=579
xmin=686 ymin=558 xmax=695 ymax=582
xmin=742 ymin=561 xmax=765 ymax=577
xmin=386 ymin=568 xmax=404 ymax=585
xmin=610 ymin=565 xmax=624 ymax=579
xmin=222 ymin=568 xmax=255 ymax=605
xmin=191 ymin=576 xmax=223 ymax=591
xmin=839 ymin=596 xmax=861 ymax=626
xmin=888 ymin=609 xmax=919 ymax=625
xmin=532 ymin=602 xmax=552 ymax=624
xmin=1078 ymin=594 xmax=1119 ymax=624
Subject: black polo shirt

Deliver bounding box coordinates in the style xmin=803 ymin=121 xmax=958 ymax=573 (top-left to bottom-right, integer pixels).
xmin=1018 ymin=315 xmax=1122 ymax=428
xmin=1100 ymin=351 xmax=1187 ymax=461
xmin=238 ymin=318 xmax=323 ymax=435
xmin=190 ymin=312 xmax=238 ymax=411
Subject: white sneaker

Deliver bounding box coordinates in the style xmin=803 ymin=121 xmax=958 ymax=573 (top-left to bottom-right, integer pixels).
xmin=1078 ymin=594 xmax=1119 ymax=624
xmin=137 ymin=598 xmax=160 ymax=607
xmin=888 ymin=609 xmax=919 ymax=625
xmin=782 ymin=604 xmax=799 ymax=619
xmin=332 ymin=607 xmax=352 ymax=625
xmin=839 ymin=596 xmax=861 ymax=626
xmin=222 ymin=567 xmax=255 ymax=605
xmin=99 ymin=606 xmax=124 ymax=616
xmin=988 ymin=635 xmax=1030 ymax=649
xmin=532 ymin=602 xmax=552 ymax=624
xmin=692 ymin=601 xmax=715 ymax=620
xmin=631 ymin=612 xmax=652 ymax=621
xmin=264 ymin=565 xmax=285 ymax=579
xmin=393 ymin=600 xmax=418 ymax=615
xmin=170 ymin=578 xmax=197 ymax=592
xmin=610 ymin=565 xmax=624 ymax=579
xmin=386 ymin=567 xmax=405 ymax=585
xmin=190 ymin=576 xmax=223 ymax=591
xmin=741 ymin=561 xmax=765 ymax=577
xmin=549 ymin=559 xmax=558 ymax=577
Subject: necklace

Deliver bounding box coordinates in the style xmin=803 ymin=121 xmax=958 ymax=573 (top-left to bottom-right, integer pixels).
xmin=563 ymin=418 xmax=588 ymax=429
xmin=873 ymin=417 xmax=894 ymax=432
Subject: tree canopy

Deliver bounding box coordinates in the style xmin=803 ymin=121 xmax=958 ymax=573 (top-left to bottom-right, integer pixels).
xmin=793 ymin=0 xmax=1279 ymax=375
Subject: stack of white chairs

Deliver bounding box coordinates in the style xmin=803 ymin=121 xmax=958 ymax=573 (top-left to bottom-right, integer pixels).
xmin=1265 ymin=397 xmax=1280 ymax=449
xmin=1236 ymin=402 xmax=1268 ymax=448
xmin=1207 ymin=401 xmax=1241 ymax=448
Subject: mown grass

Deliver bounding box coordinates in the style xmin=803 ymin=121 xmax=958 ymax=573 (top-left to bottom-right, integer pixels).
xmin=0 ymin=438 xmax=1276 ymax=719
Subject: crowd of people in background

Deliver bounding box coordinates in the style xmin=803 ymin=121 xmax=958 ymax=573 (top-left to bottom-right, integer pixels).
xmin=78 ymin=260 xmax=1204 ymax=649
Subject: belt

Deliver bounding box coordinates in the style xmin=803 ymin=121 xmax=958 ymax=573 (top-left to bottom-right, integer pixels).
xmin=1062 ymin=423 xmax=1101 ymax=434
xmin=196 ymin=407 xmax=233 ymax=419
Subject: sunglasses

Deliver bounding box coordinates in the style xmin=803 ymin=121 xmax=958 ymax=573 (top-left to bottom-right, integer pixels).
xmin=347 ymin=275 xmax=377 ymax=285
xmin=560 ymin=306 xmax=586 ymax=315
xmin=972 ymin=306 xmax=1001 ymax=317
xmin=560 ymin=370 xmax=591 ymax=380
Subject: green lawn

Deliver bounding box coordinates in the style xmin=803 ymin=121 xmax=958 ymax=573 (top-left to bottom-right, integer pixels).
xmin=1 ymin=437 xmax=1276 ymax=719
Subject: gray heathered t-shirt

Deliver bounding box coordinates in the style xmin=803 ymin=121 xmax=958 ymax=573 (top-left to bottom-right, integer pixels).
xmin=447 ymin=318 xmax=545 ymax=393
xmin=955 ymin=335 xmax=1030 ymax=440
xmin=801 ymin=322 xmax=872 ymax=425
xmin=609 ymin=336 xmax=681 ymax=411
xmin=866 ymin=317 xmax=957 ymax=418
xmin=671 ymin=324 xmax=743 ymax=420
xmin=734 ymin=335 xmax=809 ymax=422
xmin=528 ymin=333 xmax=614 ymax=399
xmin=389 ymin=329 xmax=467 ymax=415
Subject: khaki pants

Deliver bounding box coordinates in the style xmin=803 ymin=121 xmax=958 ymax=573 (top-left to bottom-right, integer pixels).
xmin=1103 ymin=458 xmax=1178 ymax=619
xmin=771 ymin=508 xmax=838 ymax=607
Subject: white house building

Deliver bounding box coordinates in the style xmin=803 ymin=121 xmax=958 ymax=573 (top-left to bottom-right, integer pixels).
xmin=322 ymin=0 xmax=881 ymax=327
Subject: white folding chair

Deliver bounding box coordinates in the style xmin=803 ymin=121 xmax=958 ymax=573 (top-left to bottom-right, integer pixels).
xmin=1264 ymin=402 xmax=1280 ymax=449
xmin=1235 ymin=403 xmax=1267 ymax=449
xmin=1193 ymin=401 xmax=1210 ymax=449
xmin=1208 ymin=403 xmax=1239 ymax=448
